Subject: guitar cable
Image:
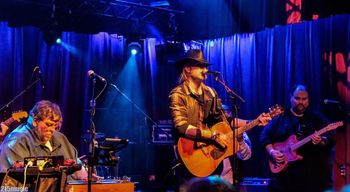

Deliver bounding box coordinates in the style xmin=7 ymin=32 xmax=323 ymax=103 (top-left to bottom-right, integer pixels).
xmin=38 ymin=160 xmax=48 ymax=171
xmin=22 ymin=161 xmax=33 ymax=192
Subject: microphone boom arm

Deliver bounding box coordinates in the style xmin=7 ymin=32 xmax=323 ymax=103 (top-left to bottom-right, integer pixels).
xmin=110 ymin=83 xmax=172 ymax=138
xmin=110 ymin=83 xmax=158 ymax=125
xmin=214 ymin=77 xmax=245 ymax=103
xmin=0 ymin=78 xmax=41 ymax=112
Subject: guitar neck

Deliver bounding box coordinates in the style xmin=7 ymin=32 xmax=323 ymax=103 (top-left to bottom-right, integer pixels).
xmin=236 ymin=118 xmax=260 ymax=135
xmin=2 ymin=118 xmax=14 ymax=127
xmin=291 ymin=126 xmax=329 ymax=150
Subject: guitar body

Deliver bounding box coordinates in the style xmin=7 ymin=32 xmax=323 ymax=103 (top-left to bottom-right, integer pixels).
xmin=177 ymin=122 xmax=240 ymax=177
xmin=269 ymin=135 xmax=302 ymax=173
xmin=268 ymin=121 xmax=343 ymax=174
xmin=176 ymin=105 xmax=284 ymax=177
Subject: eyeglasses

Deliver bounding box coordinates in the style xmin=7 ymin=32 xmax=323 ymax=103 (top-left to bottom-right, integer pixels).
xmin=39 ymin=119 xmax=60 ymax=130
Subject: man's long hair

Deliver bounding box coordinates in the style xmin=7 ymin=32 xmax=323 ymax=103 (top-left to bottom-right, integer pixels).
xmin=178 ymin=67 xmax=189 ymax=83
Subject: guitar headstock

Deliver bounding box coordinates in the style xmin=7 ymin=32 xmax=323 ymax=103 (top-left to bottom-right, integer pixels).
xmin=326 ymin=121 xmax=343 ymax=131
xmin=268 ymin=105 xmax=284 ymax=118
xmin=12 ymin=111 xmax=28 ymax=122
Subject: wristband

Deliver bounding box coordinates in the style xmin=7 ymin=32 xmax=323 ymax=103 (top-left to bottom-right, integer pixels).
xmin=195 ymin=129 xmax=201 ymax=139
xmin=201 ymin=130 xmax=213 ymax=140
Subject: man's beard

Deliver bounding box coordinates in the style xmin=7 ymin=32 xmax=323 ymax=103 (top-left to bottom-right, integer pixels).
xmin=294 ymin=104 xmax=306 ymax=114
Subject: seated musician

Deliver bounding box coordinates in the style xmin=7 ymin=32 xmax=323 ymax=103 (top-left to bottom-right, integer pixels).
xmin=0 ymin=100 xmax=86 ymax=180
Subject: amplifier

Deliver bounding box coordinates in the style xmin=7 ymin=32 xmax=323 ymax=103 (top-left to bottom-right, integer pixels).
xmin=152 ymin=125 xmax=173 ymax=144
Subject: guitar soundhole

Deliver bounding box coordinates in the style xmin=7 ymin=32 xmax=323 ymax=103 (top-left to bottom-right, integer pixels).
xmin=210 ymin=148 xmax=225 ymax=159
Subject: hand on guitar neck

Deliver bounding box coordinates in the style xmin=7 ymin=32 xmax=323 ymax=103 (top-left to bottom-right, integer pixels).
xmin=310 ymin=134 xmax=327 ymax=145
xmin=255 ymin=112 xmax=272 ymax=126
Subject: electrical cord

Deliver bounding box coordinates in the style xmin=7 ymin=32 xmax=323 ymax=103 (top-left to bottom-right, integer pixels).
xmin=22 ymin=161 xmax=33 ymax=192
xmin=94 ymin=80 xmax=107 ymax=100
xmin=38 ymin=160 xmax=48 ymax=171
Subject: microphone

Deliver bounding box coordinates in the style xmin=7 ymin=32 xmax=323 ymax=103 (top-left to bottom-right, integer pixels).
xmin=33 ymin=66 xmax=40 ymax=73
xmin=324 ymin=99 xmax=341 ymax=105
xmin=105 ymin=138 xmax=129 ymax=144
xmin=207 ymin=70 xmax=221 ymax=75
xmin=87 ymin=70 xmax=106 ymax=82
xmin=34 ymin=66 xmax=45 ymax=89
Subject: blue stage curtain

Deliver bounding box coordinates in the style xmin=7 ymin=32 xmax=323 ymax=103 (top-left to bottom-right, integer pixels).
xmin=194 ymin=14 xmax=350 ymax=178
xmin=0 ymin=14 xmax=349 ymax=184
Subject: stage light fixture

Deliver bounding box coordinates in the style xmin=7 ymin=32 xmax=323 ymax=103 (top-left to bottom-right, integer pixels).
xmin=131 ymin=48 xmax=138 ymax=55
xmin=127 ymin=42 xmax=142 ymax=55
xmin=56 ymin=38 xmax=62 ymax=44
xmin=42 ymin=29 xmax=62 ymax=45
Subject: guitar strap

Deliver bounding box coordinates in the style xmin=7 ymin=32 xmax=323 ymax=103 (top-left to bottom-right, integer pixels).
xmin=204 ymin=86 xmax=232 ymax=127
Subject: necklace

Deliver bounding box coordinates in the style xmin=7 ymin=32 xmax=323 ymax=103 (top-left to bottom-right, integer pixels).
xmin=290 ymin=108 xmax=303 ymax=117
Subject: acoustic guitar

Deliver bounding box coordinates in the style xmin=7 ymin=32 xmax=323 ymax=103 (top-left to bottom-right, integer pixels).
xmin=0 ymin=111 xmax=28 ymax=137
xmin=269 ymin=121 xmax=343 ymax=173
xmin=177 ymin=105 xmax=283 ymax=177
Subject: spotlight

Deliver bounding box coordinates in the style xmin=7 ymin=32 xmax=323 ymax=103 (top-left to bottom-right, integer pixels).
xmin=56 ymin=38 xmax=62 ymax=44
xmin=131 ymin=48 xmax=138 ymax=55
xmin=127 ymin=42 xmax=142 ymax=56
xmin=42 ymin=29 xmax=62 ymax=45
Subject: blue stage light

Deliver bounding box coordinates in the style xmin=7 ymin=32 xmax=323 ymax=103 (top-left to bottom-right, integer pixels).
xmin=131 ymin=49 xmax=138 ymax=55
xmin=56 ymin=38 xmax=62 ymax=44
xmin=127 ymin=42 xmax=142 ymax=56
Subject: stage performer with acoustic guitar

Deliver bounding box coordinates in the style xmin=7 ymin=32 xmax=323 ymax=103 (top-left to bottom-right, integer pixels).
xmin=169 ymin=49 xmax=272 ymax=192
xmin=260 ymin=84 xmax=337 ymax=192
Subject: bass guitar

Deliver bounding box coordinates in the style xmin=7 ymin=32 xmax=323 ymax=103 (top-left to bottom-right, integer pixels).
xmin=177 ymin=105 xmax=283 ymax=177
xmin=269 ymin=121 xmax=343 ymax=173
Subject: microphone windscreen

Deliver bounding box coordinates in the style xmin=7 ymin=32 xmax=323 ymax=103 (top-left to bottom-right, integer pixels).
xmin=87 ymin=70 xmax=94 ymax=77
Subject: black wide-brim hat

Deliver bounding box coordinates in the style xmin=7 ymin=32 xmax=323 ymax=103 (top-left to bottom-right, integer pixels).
xmin=176 ymin=49 xmax=211 ymax=70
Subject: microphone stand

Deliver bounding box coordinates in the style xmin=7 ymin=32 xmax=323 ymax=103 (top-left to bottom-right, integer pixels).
xmin=87 ymin=78 xmax=97 ymax=192
xmin=86 ymin=73 xmax=108 ymax=192
xmin=214 ymin=75 xmax=245 ymax=186
xmin=0 ymin=79 xmax=40 ymax=112
xmin=214 ymin=76 xmax=245 ymax=103
xmin=231 ymin=104 xmax=240 ymax=186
